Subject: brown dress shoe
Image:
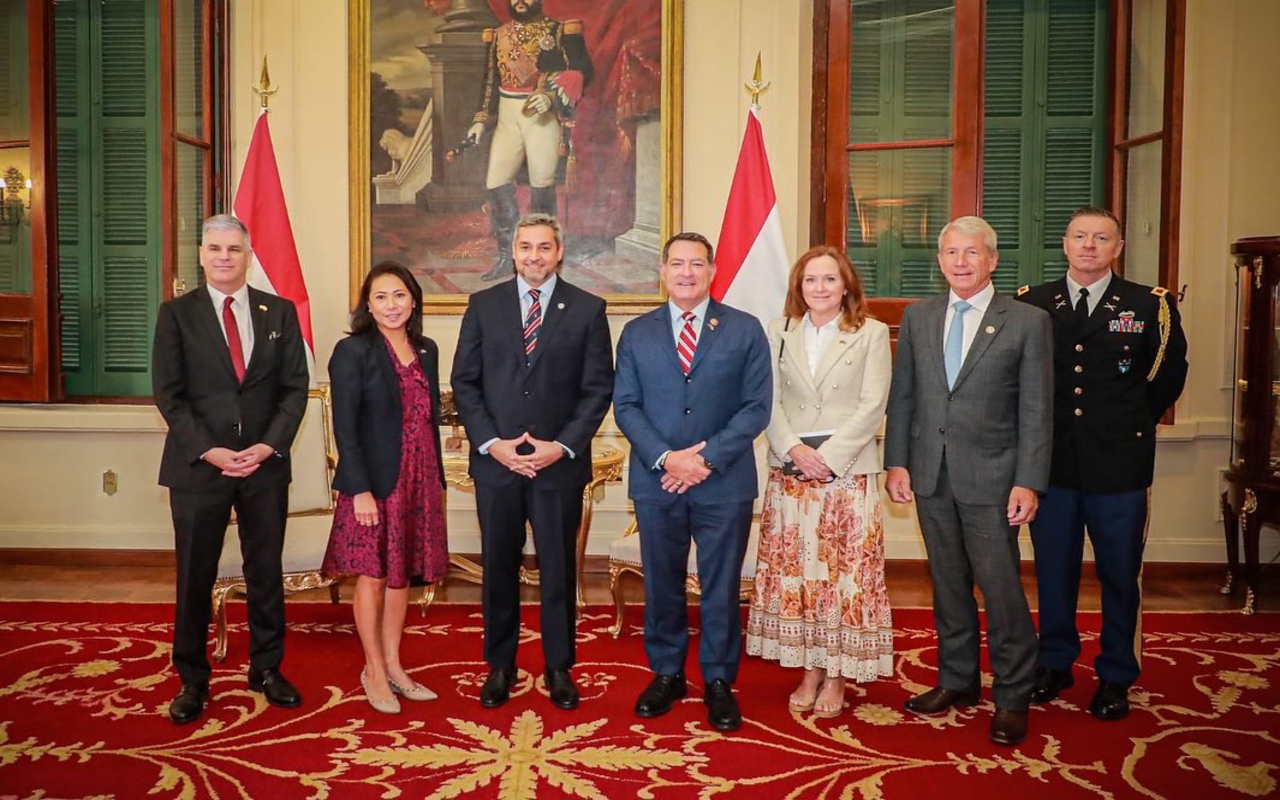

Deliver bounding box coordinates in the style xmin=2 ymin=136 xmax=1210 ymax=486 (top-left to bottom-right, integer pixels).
xmin=990 ymin=708 xmax=1028 ymax=746
xmin=903 ymin=686 xmax=981 ymax=716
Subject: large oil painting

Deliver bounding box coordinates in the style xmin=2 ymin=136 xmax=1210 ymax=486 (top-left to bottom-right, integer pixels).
xmin=349 ymin=0 xmax=682 ymax=312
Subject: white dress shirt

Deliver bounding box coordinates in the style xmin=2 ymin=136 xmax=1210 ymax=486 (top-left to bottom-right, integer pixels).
xmin=667 ymin=297 xmax=710 ymax=344
xmin=206 ymin=282 xmax=254 ymax=367
xmin=801 ymin=312 xmax=841 ymax=379
xmin=943 ymin=281 xmax=995 ymax=365
xmin=1065 ymin=270 xmax=1112 ymax=317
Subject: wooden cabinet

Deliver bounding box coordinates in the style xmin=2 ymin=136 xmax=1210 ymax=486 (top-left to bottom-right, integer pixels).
xmin=1222 ymin=236 xmax=1280 ymax=613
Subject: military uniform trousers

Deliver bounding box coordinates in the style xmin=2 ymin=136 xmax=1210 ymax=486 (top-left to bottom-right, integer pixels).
xmin=486 ymin=94 xmax=560 ymax=189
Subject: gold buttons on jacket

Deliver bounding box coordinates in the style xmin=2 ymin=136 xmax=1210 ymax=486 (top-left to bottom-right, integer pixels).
xmin=1074 ymin=365 xmax=1083 ymax=373
xmin=1074 ymin=387 xmax=1083 ymax=395
xmin=1074 ymin=408 xmax=1083 ymax=416
xmin=1075 ymin=344 xmax=1084 ymax=352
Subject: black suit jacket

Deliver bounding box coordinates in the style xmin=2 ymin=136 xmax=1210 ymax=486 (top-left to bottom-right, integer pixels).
xmin=1017 ymin=273 xmax=1189 ymax=492
xmin=450 ymin=277 xmax=614 ymax=490
xmin=153 ymin=285 xmax=310 ymax=491
xmin=329 ymin=332 xmax=446 ymax=498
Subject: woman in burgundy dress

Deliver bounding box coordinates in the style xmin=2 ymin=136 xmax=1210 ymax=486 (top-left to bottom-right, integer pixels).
xmin=323 ymin=261 xmax=448 ymax=714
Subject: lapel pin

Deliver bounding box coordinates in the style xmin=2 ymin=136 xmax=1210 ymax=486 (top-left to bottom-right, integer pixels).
xmin=985 ymin=325 xmax=996 ymax=334
xmin=258 ymin=304 xmax=268 ymax=312
xmin=1103 ymin=302 xmax=1117 ymax=311
xmin=1055 ymin=300 xmax=1067 ymax=309
xmin=269 ymin=330 xmax=281 ymax=340
xmin=557 ymin=302 xmax=565 ymax=310
xmin=708 ymin=318 xmax=719 ymax=329
xmin=1111 ymin=295 xmax=1120 ymax=301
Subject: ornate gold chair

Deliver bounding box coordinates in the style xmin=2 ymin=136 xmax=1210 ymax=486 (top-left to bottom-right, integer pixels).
xmin=607 ymin=516 xmax=760 ymax=637
xmin=212 ymin=386 xmax=338 ymax=662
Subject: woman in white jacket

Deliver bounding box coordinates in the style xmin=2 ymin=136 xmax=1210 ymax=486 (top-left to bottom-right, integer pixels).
xmin=745 ymin=246 xmax=894 ymax=719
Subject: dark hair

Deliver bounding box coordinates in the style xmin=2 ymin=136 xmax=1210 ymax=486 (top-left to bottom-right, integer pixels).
xmin=1066 ymin=206 xmax=1123 ymax=237
xmin=782 ymin=245 xmax=870 ymax=331
xmin=662 ymin=231 xmax=714 ymax=264
xmin=350 ymin=261 xmax=423 ymax=340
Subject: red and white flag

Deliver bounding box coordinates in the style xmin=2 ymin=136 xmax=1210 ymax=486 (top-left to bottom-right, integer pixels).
xmin=710 ymin=105 xmax=789 ymax=328
xmin=234 ymin=110 xmax=316 ymax=380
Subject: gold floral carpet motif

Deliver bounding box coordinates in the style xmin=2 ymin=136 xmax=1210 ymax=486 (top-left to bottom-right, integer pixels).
xmin=0 ymin=601 xmax=1277 ymax=798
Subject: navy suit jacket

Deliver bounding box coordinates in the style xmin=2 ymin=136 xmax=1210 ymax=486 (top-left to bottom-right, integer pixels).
xmin=613 ymin=299 xmax=771 ymax=506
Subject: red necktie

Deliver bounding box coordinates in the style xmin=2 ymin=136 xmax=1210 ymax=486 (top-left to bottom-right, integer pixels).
xmin=222 ymin=295 xmax=246 ymax=383
xmin=523 ymin=288 xmax=542 ymax=355
xmin=677 ymin=311 xmax=697 ymax=374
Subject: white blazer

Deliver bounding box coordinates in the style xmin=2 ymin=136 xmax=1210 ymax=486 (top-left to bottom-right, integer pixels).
xmin=764 ymin=315 xmax=892 ymax=477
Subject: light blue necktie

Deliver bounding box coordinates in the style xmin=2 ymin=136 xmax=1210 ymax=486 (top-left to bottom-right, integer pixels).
xmin=944 ymin=300 xmax=972 ymax=389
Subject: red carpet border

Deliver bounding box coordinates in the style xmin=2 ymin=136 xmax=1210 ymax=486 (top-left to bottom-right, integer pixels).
xmin=0 ymin=601 xmax=1277 ymax=799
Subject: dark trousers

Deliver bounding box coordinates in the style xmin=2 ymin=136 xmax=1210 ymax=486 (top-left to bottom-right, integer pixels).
xmin=635 ymin=497 xmax=754 ymax=683
xmin=914 ymin=460 xmax=1037 ymax=710
xmin=170 ymin=480 xmax=289 ymax=686
xmin=476 ymin=480 xmax=582 ymax=671
xmin=1030 ymin=485 xmax=1148 ymax=686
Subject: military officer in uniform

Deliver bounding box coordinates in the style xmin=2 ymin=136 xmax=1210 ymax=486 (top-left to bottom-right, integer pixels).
xmin=467 ymin=0 xmax=593 ymax=282
xmin=1016 ymin=207 xmax=1188 ymax=721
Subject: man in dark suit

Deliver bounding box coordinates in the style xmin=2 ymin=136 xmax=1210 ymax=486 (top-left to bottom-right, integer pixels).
xmin=613 ymin=232 xmax=772 ymax=732
xmin=1017 ymin=207 xmax=1188 ymax=721
xmin=451 ymin=212 xmax=614 ymax=710
xmin=884 ymin=215 xmax=1053 ymax=746
xmin=152 ymin=214 xmax=310 ymax=725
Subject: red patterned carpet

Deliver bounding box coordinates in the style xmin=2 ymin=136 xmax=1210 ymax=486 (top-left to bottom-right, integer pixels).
xmin=0 ymin=601 xmax=1277 ymax=799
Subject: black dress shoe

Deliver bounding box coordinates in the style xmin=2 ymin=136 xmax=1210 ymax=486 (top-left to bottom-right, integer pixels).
xmin=480 ymin=666 xmax=516 ymax=709
xmin=168 ymin=683 xmax=209 ymax=725
xmin=1089 ymin=681 xmax=1130 ymax=721
xmin=1030 ymin=666 xmax=1075 ymax=704
xmin=903 ymin=686 xmax=981 ymax=716
xmin=990 ymin=708 xmax=1028 ymax=746
xmin=545 ymin=669 xmax=579 ymax=710
xmin=248 ymin=667 xmax=302 ymax=708
xmin=704 ymin=679 xmax=741 ymax=732
xmin=634 ymin=673 xmax=686 ymax=718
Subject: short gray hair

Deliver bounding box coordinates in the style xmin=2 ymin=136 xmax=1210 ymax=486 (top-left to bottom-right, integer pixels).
xmin=937 ymin=216 xmax=997 ymax=254
xmin=516 ymin=212 xmax=562 ymax=249
xmin=202 ymin=214 xmax=251 ymax=250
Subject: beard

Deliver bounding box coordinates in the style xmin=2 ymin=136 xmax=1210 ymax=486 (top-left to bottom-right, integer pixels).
xmin=509 ymin=0 xmax=543 ymax=22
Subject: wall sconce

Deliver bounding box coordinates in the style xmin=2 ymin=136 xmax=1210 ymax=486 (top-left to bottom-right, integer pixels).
xmin=1 ymin=167 xmax=32 ymax=227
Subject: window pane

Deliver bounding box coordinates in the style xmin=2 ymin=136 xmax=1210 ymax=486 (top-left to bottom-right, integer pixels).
xmin=174 ymin=0 xmax=204 ymax=139
xmin=1123 ymin=140 xmax=1162 ymax=286
xmin=847 ymin=146 xmax=950 ymax=297
xmin=0 ymin=147 xmax=33 ymax=294
xmin=175 ymin=141 xmax=205 ymax=293
xmin=849 ymin=0 xmax=954 ymax=145
xmin=1127 ymin=0 xmax=1166 ymax=138
xmin=0 ymin=0 xmax=30 ymax=142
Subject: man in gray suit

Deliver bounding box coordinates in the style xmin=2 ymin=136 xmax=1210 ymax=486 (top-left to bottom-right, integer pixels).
xmin=884 ymin=215 xmax=1053 ymax=747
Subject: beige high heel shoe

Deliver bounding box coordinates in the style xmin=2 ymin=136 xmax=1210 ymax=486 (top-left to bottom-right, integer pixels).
xmin=389 ymin=676 xmax=438 ymax=701
xmin=361 ymin=669 xmax=402 ymax=715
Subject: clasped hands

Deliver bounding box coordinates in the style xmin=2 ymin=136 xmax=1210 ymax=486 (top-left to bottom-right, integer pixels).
xmin=787 ymin=443 xmax=835 ymax=482
xmin=885 ymin=467 xmax=1040 ymax=525
xmin=488 ymin=432 xmax=564 ymax=478
xmin=203 ymin=444 xmax=275 ymax=478
xmin=660 ymin=441 xmax=712 ymax=494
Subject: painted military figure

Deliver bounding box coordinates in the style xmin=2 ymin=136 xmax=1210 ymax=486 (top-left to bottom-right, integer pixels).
xmin=467 ymin=0 xmax=594 ymax=282
xmin=1016 ymin=207 xmax=1189 ymax=722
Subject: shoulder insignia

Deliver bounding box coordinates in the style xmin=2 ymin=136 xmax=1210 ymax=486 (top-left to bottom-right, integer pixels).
xmin=1151 ymin=286 xmax=1168 ymax=297
xmin=481 ymin=28 xmax=495 ymax=43
xmin=1017 ymin=285 xmax=1031 ymax=296
xmin=563 ymin=19 xmax=584 ymax=34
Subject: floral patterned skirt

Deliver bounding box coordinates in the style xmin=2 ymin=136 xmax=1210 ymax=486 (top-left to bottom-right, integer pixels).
xmin=745 ymin=468 xmax=894 ymax=681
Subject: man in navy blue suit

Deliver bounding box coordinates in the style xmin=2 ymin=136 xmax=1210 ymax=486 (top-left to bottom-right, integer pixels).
xmin=613 ymin=231 xmax=772 ymax=731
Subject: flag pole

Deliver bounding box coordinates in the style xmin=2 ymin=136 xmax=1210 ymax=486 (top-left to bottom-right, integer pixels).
xmin=253 ymin=55 xmax=278 ymax=111
xmin=744 ymin=52 xmax=770 ymax=109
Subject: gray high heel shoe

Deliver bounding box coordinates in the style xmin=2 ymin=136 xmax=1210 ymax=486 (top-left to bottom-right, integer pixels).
xmin=389 ymin=676 xmax=438 ymax=702
xmin=361 ymin=669 xmax=401 ymax=715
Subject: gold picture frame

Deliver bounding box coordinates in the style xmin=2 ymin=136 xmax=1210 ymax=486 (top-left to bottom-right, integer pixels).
xmin=348 ymin=0 xmax=682 ymax=314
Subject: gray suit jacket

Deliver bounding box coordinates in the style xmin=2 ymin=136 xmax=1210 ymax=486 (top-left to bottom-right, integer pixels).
xmin=884 ymin=291 xmax=1053 ymax=505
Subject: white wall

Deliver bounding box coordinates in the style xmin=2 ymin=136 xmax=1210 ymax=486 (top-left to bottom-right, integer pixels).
xmin=0 ymin=0 xmax=1276 ymax=566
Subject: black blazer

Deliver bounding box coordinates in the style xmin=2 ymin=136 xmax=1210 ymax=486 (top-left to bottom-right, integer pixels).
xmin=329 ymin=332 xmax=446 ymax=499
xmin=152 ymin=285 xmax=310 ymax=491
xmin=450 ymin=277 xmax=614 ymax=490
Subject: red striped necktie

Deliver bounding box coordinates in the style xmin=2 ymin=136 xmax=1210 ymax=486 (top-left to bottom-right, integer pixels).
xmin=523 ymin=288 xmax=542 ymax=355
xmin=677 ymin=311 xmax=697 ymax=374
xmin=222 ymin=295 xmax=246 ymax=383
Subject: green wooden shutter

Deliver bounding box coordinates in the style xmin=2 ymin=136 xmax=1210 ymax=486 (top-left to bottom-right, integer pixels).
xmin=55 ymin=0 xmax=160 ymax=397
xmin=982 ymin=0 xmax=1108 ymax=290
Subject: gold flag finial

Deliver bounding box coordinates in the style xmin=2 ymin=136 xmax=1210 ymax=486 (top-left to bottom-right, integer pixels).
xmin=744 ymin=52 xmax=770 ymax=107
xmin=254 ymin=55 xmax=278 ymax=110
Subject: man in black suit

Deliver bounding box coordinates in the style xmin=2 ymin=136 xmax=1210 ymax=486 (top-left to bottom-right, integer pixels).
xmin=1017 ymin=207 xmax=1188 ymax=721
xmin=152 ymin=214 xmax=310 ymax=725
xmin=451 ymin=212 xmax=614 ymax=710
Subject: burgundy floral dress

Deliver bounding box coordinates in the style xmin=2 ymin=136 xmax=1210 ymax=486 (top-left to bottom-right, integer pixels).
xmin=322 ymin=337 xmax=448 ymax=589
